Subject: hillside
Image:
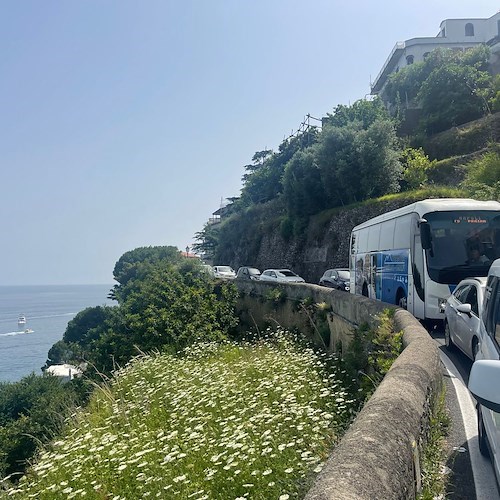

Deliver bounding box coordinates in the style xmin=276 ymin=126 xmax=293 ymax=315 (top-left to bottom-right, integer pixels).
xmin=210 ymin=110 xmax=500 ymax=282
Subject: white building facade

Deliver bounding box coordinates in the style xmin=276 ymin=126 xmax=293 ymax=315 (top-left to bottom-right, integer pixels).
xmin=371 ymin=12 xmax=500 ymax=97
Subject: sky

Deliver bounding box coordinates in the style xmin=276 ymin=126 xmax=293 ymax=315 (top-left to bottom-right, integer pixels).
xmin=1 ymin=1 xmax=496 ymax=285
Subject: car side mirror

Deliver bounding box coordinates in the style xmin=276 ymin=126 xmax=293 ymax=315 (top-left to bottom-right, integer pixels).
xmin=456 ymin=303 xmax=472 ymax=316
xmin=469 ymin=360 xmax=500 ymax=412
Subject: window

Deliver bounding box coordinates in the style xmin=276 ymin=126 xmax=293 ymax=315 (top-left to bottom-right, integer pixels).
xmin=465 ymin=23 xmax=474 ymax=36
xmin=464 ymin=286 xmax=479 ymax=316
xmin=406 ymin=55 xmax=414 ymax=65
xmin=454 ymin=285 xmax=470 ymax=303
xmin=485 ymin=277 xmax=500 ymax=347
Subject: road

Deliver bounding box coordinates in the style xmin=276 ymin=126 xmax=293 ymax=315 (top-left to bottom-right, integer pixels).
xmin=430 ymin=326 xmax=499 ymax=499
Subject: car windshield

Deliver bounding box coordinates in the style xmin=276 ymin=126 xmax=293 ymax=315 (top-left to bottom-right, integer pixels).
xmin=425 ymin=211 xmax=500 ymax=283
xmin=338 ymin=270 xmax=350 ymax=280
xmin=217 ymin=266 xmax=232 ymax=272
xmin=248 ymin=268 xmax=260 ymax=275
xmin=279 ymin=270 xmax=296 ymax=277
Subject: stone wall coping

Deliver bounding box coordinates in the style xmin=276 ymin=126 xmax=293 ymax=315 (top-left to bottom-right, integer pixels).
xmin=305 ymin=309 xmax=442 ymax=500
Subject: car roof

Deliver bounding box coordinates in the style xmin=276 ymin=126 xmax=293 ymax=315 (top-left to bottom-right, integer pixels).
xmin=489 ymin=258 xmax=500 ymax=278
xmin=456 ymin=276 xmax=488 ymax=288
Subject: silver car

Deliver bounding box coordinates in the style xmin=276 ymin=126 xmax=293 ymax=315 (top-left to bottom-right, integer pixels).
xmin=468 ymin=259 xmax=500 ymax=489
xmin=212 ymin=266 xmax=236 ymax=279
xmin=444 ymin=276 xmax=487 ymax=360
xmin=259 ymin=269 xmax=305 ymax=283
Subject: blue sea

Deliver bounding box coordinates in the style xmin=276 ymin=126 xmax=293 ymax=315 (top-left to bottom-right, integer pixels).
xmin=0 ymin=285 xmax=114 ymax=382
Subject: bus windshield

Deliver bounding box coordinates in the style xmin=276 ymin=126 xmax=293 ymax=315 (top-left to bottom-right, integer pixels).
xmin=425 ymin=210 xmax=500 ymax=284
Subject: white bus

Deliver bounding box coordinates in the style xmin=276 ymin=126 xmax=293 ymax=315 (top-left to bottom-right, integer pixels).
xmin=349 ymin=198 xmax=500 ymax=323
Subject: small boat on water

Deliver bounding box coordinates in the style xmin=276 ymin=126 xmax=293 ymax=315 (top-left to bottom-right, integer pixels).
xmin=24 ymin=328 xmax=34 ymax=334
xmin=18 ymin=315 xmax=26 ymax=327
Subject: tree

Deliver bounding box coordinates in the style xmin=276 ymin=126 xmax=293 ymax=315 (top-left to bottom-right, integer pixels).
xmin=282 ymin=150 xmax=327 ymax=218
xmin=384 ymin=46 xmax=493 ymax=134
xmin=324 ymin=98 xmax=390 ymax=129
xmin=400 ymin=148 xmax=435 ymax=190
xmin=313 ymin=119 xmax=402 ymax=207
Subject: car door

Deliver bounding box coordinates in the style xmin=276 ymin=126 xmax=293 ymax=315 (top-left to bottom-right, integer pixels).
xmin=331 ymin=270 xmax=339 ymax=288
xmin=479 ymin=276 xmax=500 ymax=481
xmin=457 ymin=284 xmax=480 ymax=359
xmin=448 ymin=284 xmax=470 ymax=346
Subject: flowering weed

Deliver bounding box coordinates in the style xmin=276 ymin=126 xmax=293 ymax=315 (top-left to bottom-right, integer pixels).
xmin=7 ymin=329 xmax=356 ymax=499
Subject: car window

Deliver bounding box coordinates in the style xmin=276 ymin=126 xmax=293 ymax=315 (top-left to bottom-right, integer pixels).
xmin=464 ymin=286 xmax=479 ymax=316
xmin=485 ymin=277 xmax=500 ymax=347
xmin=338 ymin=270 xmax=350 ymax=280
xmin=332 ymin=271 xmax=338 ymax=279
xmin=280 ymin=270 xmax=295 ymax=277
xmin=454 ymin=285 xmax=470 ymax=303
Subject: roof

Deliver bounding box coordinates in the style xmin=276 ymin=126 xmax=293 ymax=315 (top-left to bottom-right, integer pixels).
xmin=46 ymin=364 xmax=83 ymax=378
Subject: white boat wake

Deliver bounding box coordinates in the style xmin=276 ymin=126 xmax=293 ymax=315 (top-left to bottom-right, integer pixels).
xmin=0 ymin=330 xmax=35 ymax=337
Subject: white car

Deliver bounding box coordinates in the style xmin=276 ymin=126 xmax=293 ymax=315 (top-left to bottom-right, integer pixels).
xmin=468 ymin=258 xmax=500 ymax=487
xmin=259 ymin=269 xmax=305 ymax=283
xmin=444 ymin=276 xmax=487 ymax=360
xmin=212 ymin=265 xmax=236 ymax=279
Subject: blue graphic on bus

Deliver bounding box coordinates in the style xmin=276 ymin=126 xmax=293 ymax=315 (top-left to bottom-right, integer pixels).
xmin=355 ymin=249 xmax=409 ymax=305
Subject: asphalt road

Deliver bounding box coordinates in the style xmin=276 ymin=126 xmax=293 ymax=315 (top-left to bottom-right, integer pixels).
xmin=430 ymin=326 xmax=499 ymax=499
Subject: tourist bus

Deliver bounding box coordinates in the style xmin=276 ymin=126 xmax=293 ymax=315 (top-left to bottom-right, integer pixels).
xmin=349 ymin=198 xmax=500 ymax=322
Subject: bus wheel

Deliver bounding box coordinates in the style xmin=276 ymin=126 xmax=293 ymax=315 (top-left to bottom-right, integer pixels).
xmin=396 ymin=290 xmax=407 ymax=309
xmin=362 ymin=284 xmax=368 ymax=297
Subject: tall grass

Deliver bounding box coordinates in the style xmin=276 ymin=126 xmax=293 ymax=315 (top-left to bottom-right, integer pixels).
xmin=6 ymin=329 xmax=357 ymax=499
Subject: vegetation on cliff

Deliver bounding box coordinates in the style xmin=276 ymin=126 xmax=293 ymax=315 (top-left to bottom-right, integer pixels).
xmin=6 ymin=331 xmax=358 ymax=499
xmin=0 ymin=247 xmax=240 ymax=482
xmin=194 ymin=46 xmax=500 ymax=269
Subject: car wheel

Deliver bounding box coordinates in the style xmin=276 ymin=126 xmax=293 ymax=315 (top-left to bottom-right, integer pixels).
xmin=478 ymin=405 xmax=489 ymax=457
xmin=472 ymin=338 xmax=479 ymax=361
xmin=444 ymin=322 xmax=454 ymax=351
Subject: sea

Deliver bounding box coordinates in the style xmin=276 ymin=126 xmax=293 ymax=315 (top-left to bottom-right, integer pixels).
xmin=0 ymin=285 xmax=114 ymax=383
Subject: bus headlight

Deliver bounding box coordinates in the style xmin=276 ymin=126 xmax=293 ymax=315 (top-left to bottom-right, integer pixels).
xmin=438 ymin=298 xmax=447 ymax=312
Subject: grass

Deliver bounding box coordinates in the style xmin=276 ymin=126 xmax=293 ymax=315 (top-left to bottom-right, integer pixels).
xmin=6 ymin=329 xmax=357 ymax=499
xmin=418 ymin=388 xmax=451 ymax=499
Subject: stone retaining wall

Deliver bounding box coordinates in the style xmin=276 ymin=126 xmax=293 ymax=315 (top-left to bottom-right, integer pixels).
xmin=235 ymin=280 xmax=443 ymax=499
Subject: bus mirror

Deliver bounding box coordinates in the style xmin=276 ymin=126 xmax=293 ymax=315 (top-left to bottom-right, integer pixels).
xmin=420 ymin=222 xmax=432 ymax=250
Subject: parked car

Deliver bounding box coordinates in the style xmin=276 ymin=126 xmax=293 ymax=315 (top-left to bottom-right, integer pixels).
xmin=259 ymin=269 xmax=305 ymax=283
xmin=319 ymin=268 xmax=350 ymax=291
xmin=213 ymin=265 xmax=236 ymax=279
xmin=468 ymin=258 xmax=500 ymax=488
xmin=444 ymin=276 xmax=487 ymax=360
xmin=236 ymin=267 xmax=261 ymax=280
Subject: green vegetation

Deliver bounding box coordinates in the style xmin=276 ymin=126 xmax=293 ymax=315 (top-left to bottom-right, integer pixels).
xmin=385 ymin=46 xmax=494 ymax=134
xmin=343 ymin=309 xmax=403 ymax=399
xmin=461 ymin=145 xmax=500 ymax=200
xmin=194 ymin=45 xmax=499 ymax=263
xmin=1 ymin=246 xmax=240 ymax=482
xmin=418 ymin=388 xmax=451 ymax=499
xmin=46 ymin=246 xmax=240 ymax=376
xmin=0 ymin=375 xmax=89 ymax=481
xmin=6 ymin=331 xmax=358 ymax=499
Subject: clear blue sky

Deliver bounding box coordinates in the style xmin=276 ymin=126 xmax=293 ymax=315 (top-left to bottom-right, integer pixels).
xmin=1 ymin=1 xmax=496 ymax=285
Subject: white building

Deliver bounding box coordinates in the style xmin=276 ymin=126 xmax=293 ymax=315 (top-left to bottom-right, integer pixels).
xmin=46 ymin=363 xmax=83 ymax=382
xmin=371 ymin=11 xmax=500 ymax=97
